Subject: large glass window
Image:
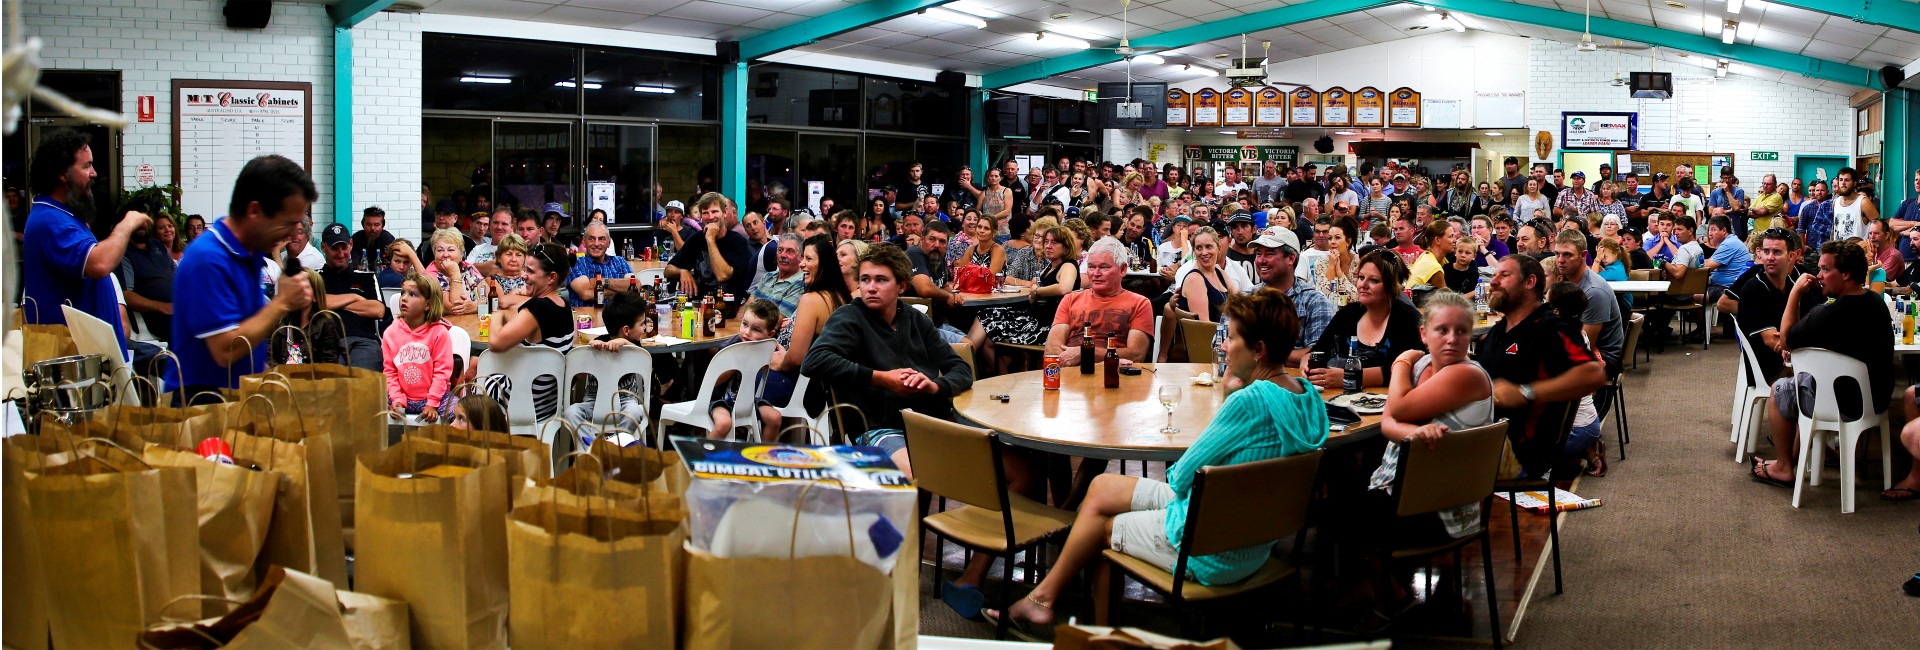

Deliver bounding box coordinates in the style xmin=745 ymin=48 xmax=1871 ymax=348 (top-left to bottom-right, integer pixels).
xmin=583 ymin=49 xmax=716 ymax=121
xmin=799 ymin=133 xmax=861 ymax=211
xmin=659 ymin=124 xmax=718 ymax=206
xmin=585 ymin=123 xmax=654 ymax=225
xmin=863 ymin=135 xmax=915 ymax=198
xmin=865 ymin=79 xmax=960 ymax=137
xmin=421 ymin=117 xmax=491 ymax=231
xmin=494 ymin=121 xmax=573 ymax=214
xmin=746 ymin=129 xmax=796 ymax=213
xmin=746 ymin=67 xmax=859 ymax=129
xmin=423 ymin=36 xmax=578 ymax=114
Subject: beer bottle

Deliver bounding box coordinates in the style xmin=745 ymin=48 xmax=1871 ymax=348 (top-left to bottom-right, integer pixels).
xmin=1103 ymin=336 xmax=1120 ymax=388
xmin=594 ymin=273 xmax=605 ymax=309
xmin=1079 ymin=324 xmax=1095 ymax=375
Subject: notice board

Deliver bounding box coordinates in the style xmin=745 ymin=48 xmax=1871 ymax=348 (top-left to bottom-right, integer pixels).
xmin=172 ymin=80 xmax=313 ymax=219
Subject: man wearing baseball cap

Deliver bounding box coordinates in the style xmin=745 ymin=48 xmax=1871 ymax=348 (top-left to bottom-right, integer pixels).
xmin=1500 ymin=156 xmax=1529 ymax=199
xmin=1555 ymin=170 xmax=1598 ymax=216
xmin=317 ymin=222 xmax=388 ymax=371
xmin=1251 ymin=226 xmax=1333 ymax=365
xmin=1224 ymin=210 xmax=1259 ymax=284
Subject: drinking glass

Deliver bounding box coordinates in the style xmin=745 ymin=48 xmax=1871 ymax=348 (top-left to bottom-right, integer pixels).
xmin=1158 ymin=385 xmax=1180 ymax=434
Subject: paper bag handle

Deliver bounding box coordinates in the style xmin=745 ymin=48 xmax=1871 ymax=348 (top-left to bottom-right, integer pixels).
xmin=235 ymin=393 xmax=279 ymax=434
xmin=788 ymin=478 xmax=857 ymax=561
xmin=225 ymin=335 xmax=254 ymax=389
xmin=253 ymin=377 xmax=310 ymax=432
xmin=138 ymin=594 xmax=249 ymax=649
xmin=270 ymin=325 xmax=308 ymax=363
xmin=77 ymin=437 xmax=154 ymax=470
xmin=554 ymin=451 xmax=612 ymax=544
xmin=21 ymin=295 xmax=38 ymax=323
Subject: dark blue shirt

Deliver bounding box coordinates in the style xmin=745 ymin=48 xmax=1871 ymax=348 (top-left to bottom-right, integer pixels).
xmin=119 ymin=238 xmax=176 ymax=342
xmin=169 ymin=219 xmax=268 ymax=390
xmin=22 ymin=197 xmax=126 ymax=355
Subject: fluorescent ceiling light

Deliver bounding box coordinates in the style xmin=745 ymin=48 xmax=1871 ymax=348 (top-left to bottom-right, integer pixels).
xmin=1219 ymin=130 xmax=1237 ymax=134
xmin=1035 ymin=31 xmax=1091 ymax=50
xmin=1726 ymin=0 xmax=1743 ymax=14
xmin=924 ymin=7 xmax=986 ymax=29
xmin=1040 ymin=23 xmax=1105 ymax=41
xmin=1175 ymin=65 xmax=1217 ymax=77
xmin=1132 ymin=53 xmax=1165 ymax=65
xmin=1484 ymin=131 xmax=1504 ymax=136
xmin=554 ymin=81 xmax=602 ymax=89
xmin=1335 ymin=131 xmax=1356 ymax=135
xmin=1421 ymin=5 xmax=1436 ymax=11
xmin=460 ymin=76 xmax=511 ymax=84
xmin=633 ymin=85 xmax=676 ymax=94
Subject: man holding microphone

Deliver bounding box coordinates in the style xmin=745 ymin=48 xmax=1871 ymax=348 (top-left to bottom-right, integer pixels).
xmin=169 ymin=155 xmax=316 ymax=399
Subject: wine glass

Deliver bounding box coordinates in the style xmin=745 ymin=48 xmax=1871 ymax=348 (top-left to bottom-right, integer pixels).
xmin=1158 ymin=385 xmax=1180 ymax=434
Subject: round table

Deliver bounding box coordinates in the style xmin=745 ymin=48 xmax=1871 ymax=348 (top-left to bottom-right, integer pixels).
xmin=953 ymin=362 xmax=1380 ymax=462
xmin=957 ymin=286 xmax=1033 ymax=307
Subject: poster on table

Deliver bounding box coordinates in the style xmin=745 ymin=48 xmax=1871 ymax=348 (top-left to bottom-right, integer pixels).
xmin=1320 ymin=87 xmax=1352 ymax=127
xmin=1191 ymin=88 xmax=1221 ymax=126
xmin=1388 ymin=87 xmax=1422 ymax=128
xmin=1560 ymin=111 xmax=1637 ymax=149
xmin=1352 ymin=87 xmax=1384 ymax=127
xmin=1254 ymin=87 xmax=1286 ymax=126
xmin=1221 ymin=88 xmax=1253 ymax=126
xmin=1288 ymin=87 xmax=1320 ymax=126
xmin=1165 ymin=89 xmax=1190 ymax=127
xmin=172 ymin=80 xmax=312 ymax=219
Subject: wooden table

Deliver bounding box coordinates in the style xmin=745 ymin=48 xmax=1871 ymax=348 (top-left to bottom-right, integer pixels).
xmin=450 ymin=305 xmax=742 ymax=354
xmin=1608 ymin=280 xmax=1670 ymax=293
xmin=957 ymin=286 xmax=1033 ymax=307
xmin=1474 ymin=312 xmax=1503 ymax=337
xmin=622 ymin=259 xmax=668 ymax=271
xmin=952 ymin=362 xmax=1380 ymax=462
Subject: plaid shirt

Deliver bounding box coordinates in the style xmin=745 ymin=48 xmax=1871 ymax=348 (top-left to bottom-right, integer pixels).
xmin=1797 ymin=199 xmax=1834 ymax=252
xmin=1554 ymin=188 xmax=1598 ymax=216
xmin=566 ymin=254 xmax=633 ymax=306
xmin=1257 ymin=278 xmax=1335 ymax=352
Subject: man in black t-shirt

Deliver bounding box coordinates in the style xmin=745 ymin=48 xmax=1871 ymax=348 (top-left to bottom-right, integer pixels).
xmin=1718 ymin=228 xmax=1819 ymax=383
xmin=667 ymin=193 xmax=756 ymax=298
xmin=318 ymin=224 xmax=389 ymax=371
xmin=1224 ymin=212 xmax=1258 ymax=283
xmin=1751 ymin=241 xmax=1894 ymax=487
xmin=1476 ymin=254 xmax=1608 ymax=477
xmin=351 ymin=206 xmax=395 ymax=263
xmin=902 ymin=223 xmax=967 ymax=344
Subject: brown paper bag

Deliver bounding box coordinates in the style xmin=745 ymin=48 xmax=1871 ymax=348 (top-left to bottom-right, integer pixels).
xmin=25 ymin=442 xmax=200 ymax=649
xmin=136 ymin=566 xmax=410 ymax=650
xmin=1053 ymin=625 xmax=1242 ymax=650
xmin=226 ymin=421 xmax=349 ymax=589
xmin=2 ymin=437 xmax=53 ymax=649
xmin=34 ymin=408 xmax=197 ymax=459
xmin=535 ymin=462 xmax=687 ymax=516
xmin=355 ymin=437 xmax=510 ymax=650
xmin=419 ymin=423 xmax=552 ymax=506
xmin=248 ymin=363 xmax=389 ymax=549
xmin=582 ymin=437 xmax=686 ymax=495
xmin=16 ymin=298 xmax=79 ymax=366
xmin=143 ymin=444 xmax=281 ymax=606
xmin=507 ymin=485 xmax=685 ymax=649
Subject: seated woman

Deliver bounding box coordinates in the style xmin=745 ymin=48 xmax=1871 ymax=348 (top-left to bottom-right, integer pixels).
xmin=1547 ymin=281 xmax=1610 ymax=474
xmin=1407 ymin=220 xmax=1454 ymax=288
xmin=986 ymin=288 xmax=1328 ymax=630
xmin=967 ymin=225 xmax=1081 ymax=372
xmin=770 ymin=234 xmax=853 ymax=434
xmin=489 ymin=233 xmax=532 ymax=309
xmin=952 ymin=213 xmax=1007 ymax=285
xmin=1002 ymin=217 xmax=1050 ymax=287
xmin=269 ymin=268 xmax=345 ymax=366
xmin=422 ymin=228 xmax=485 ymax=315
xmin=485 ymin=243 xmax=575 ymax=421
xmin=1307 ymin=249 xmax=1422 ymax=391
xmin=1174 ymin=227 xmax=1231 ymax=323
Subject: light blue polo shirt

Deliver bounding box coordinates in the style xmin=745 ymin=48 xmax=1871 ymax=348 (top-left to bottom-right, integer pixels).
xmin=22 ymin=197 xmax=127 ymax=356
xmin=168 ymin=218 xmax=267 ymax=390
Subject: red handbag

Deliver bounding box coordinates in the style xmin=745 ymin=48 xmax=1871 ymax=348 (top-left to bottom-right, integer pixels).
xmin=953 ymin=264 xmax=996 ymax=294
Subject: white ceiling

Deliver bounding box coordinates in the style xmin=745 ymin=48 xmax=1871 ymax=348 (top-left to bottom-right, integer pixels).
xmin=406 ymin=0 xmax=1920 ymax=93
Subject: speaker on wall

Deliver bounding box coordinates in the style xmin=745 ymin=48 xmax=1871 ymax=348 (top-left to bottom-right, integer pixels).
xmin=934 ymin=70 xmax=966 ymax=88
xmin=224 ymin=0 xmax=272 ymax=29
xmin=1313 ymin=136 xmax=1335 ymax=154
xmin=1881 ymin=65 xmax=1906 ymax=90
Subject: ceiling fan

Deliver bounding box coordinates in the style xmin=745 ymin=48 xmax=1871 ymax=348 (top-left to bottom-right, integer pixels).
xmin=1576 ymin=0 xmax=1651 ymax=52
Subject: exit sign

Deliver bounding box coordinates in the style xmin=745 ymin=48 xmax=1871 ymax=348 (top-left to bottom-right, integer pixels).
xmin=1750 ymin=151 xmax=1779 ymax=161
xmin=1084 ymin=90 xmax=1098 ymax=102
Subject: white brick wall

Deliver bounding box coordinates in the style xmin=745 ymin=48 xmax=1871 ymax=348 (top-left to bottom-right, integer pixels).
xmin=1526 ymin=39 xmax=1852 ymax=181
xmin=352 ymin=11 xmax=423 ymax=236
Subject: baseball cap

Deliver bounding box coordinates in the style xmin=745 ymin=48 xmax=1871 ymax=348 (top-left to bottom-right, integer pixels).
xmin=1251 ymin=226 xmax=1299 ymax=251
xmin=1392 ymin=173 xmax=1407 ymax=181
xmin=322 ymin=223 xmax=351 ymax=247
xmin=1504 ymin=156 xmax=1519 ymax=165
xmin=1571 ymin=171 xmax=1586 ymax=179
xmin=1227 ymin=212 xmax=1255 ymax=224
xmin=664 ymin=200 xmax=685 ymax=213
xmin=542 ymin=202 xmax=568 ymax=219
xmin=1171 ymin=215 xmax=1193 ymax=225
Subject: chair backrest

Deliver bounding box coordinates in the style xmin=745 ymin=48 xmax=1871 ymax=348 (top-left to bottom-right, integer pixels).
xmin=900 ymin=296 xmax=932 ymax=312
xmin=689 ymin=338 xmax=777 ymax=412
xmin=634 ymin=267 xmax=666 ymax=288
xmin=900 ymin=410 xmax=1004 ymax=511
xmin=1151 ymin=314 xmax=1165 ymax=363
xmin=1729 ymin=314 xmax=1769 ymax=389
xmin=1183 ymin=450 xmax=1323 ymax=557
xmin=384 ymin=291 xmax=403 ymax=322
xmin=1394 ymin=420 xmax=1510 ymax=518
xmin=1666 ymin=268 xmax=1709 ymax=296
xmin=475 ymin=345 xmax=568 ymax=431
xmin=1161 ymin=304 xmax=1196 ymax=362
xmin=949 ymin=342 xmax=976 ymax=376
xmin=446 ymin=323 xmax=472 ymax=381
xmin=1179 ymin=318 xmax=1217 ymax=366
xmin=1787 ymin=347 xmax=1880 ymax=422
xmin=1620 ymin=312 xmax=1644 ymax=363
xmin=1627 ymin=268 xmax=1658 ymax=282
xmin=564 ymin=345 xmax=652 ymax=421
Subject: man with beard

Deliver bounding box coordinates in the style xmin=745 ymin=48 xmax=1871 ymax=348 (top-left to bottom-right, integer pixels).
xmin=351 ymin=206 xmax=395 ymax=262
xmin=1828 ymin=166 xmax=1879 ymax=242
xmin=317 ymin=223 xmax=388 ymax=371
xmin=23 ymin=132 xmax=151 ymax=355
xmin=1476 ymin=254 xmax=1608 ymax=477
xmin=1249 ymin=227 xmax=1332 ymax=365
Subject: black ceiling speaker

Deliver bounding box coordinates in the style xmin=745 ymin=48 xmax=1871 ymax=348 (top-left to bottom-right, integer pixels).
xmin=1881 ymin=65 xmax=1906 ymax=90
xmin=935 ymin=70 xmax=966 ymax=88
xmin=224 ymin=0 xmax=272 ymax=30
xmin=1313 ymin=135 xmax=1335 ymax=154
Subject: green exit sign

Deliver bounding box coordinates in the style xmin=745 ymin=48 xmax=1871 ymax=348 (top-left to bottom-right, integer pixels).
xmin=1084 ymin=90 xmax=1098 ymax=102
xmin=1751 ymin=151 xmax=1779 ymax=161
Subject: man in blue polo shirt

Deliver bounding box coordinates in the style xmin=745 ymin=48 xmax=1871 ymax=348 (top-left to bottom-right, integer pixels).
xmin=21 ymin=132 xmax=151 ymax=358
xmin=170 ymin=155 xmax=316 ymax=397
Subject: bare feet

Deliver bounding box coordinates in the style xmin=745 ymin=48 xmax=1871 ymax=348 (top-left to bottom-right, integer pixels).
xmin=984 ymin=594 xmax=1054 ymax=628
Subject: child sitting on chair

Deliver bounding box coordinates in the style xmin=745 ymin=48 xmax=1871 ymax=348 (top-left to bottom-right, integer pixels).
xmin=384 ymin=273 xmax=455 ymax=421
xmin=562 ymin=290 xmax=651 ymax=439
xmin=706 ymin=298 xmax=785 ymax=439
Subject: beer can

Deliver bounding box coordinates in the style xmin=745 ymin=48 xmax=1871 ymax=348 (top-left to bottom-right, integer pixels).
xmin=1043 ymin=355 xmax=1062 ymax=390
xmin=197 ymin=437 xmax=235 ymax=465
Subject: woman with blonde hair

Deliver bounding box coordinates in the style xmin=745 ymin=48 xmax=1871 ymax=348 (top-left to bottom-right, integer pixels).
xmin=1005 ymin=216 xmax=1057 ymax=286
xmin=489 ymin=233 xmax=532 ymax=308
xmin=421 ymin=228 xmax=485 ymax=314
xmin=836 ymin=239 xmax=870 ymax=295
xmin=270 ymin=268 xmax=344 ymax=366
xmin=1113 ymin=171 xmax=1145 ymax=209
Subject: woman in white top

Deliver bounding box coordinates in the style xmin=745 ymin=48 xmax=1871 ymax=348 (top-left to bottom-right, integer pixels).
xmin=1156 ymin=214 xmax=1193 ymax=271
xmin=1513 ymin=178 xmax=1552 ymax=224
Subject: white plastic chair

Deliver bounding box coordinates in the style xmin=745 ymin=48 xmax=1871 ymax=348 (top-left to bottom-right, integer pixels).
xmin=1787 ymin=347 xmax=1892 ymax=513
xmin=564 ymin=345 xmax=652 ymax=432
xmin=447 ymin=323 xmax=471 ymax=381
xmin=772 ymin=373 xmax=824 ymax=443
xmin=656 ymin=338 xmax=775 ymax=446
xmin=634 ymin=267 xmax=666 ymax=289
xmin=475 ymin=346 xmax=568 ymax=440
xmin=1151 ymin=314 xmax=1165 ymax=363
xmin=1729 ymin=315 xmax=1772 ymax=463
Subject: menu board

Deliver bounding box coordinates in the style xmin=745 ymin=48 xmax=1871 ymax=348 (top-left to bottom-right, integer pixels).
xmin=1352 ymin=87 xmax=1384 ymax=127
xmin=1254 ymin=87 xmax=1286 ymax=126
xmin=173 ymin=80 xmax=313 ymax=219
xmin=1191 ymin=88 xmax=1221 ymax=126
xmin=1389 ymin=87 xmax=1423 ymax=128
xmin=1166 ymin=89 xmax=1190 ymax=127
xmin=1289 ymin=87 xmax=1320 ymax=126
xmin=1321 ymin=87 xmax=1352 ymax=126
xmin=1222 ymin=88 xmax=1253 ymax=126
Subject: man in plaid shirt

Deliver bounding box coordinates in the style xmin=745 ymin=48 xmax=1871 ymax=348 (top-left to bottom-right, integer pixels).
xmin=1554 ymin=170 xmax=1599 ymax=217
xmin=1795 ymin=180 xmax=1834 ymax=253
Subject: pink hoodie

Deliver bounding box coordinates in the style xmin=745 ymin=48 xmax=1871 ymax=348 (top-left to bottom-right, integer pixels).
xmin=383 ymin=318 xmax=454 ymax=409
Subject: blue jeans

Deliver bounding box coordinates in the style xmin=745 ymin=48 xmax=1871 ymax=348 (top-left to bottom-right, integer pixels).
xmin=1563 ymin=420 xmax=1602 ymax=460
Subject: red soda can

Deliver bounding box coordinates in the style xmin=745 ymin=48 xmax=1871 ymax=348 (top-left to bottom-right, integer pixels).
xmin=197 ymin=437 xmax=236 ymax=465
xmin=645 ymin=246 xmax=654 ymax=261
xmin=1043 ymin=355 xmax=1062 ymax=390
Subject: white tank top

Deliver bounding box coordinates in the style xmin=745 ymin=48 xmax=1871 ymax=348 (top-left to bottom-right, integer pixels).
xmin=1832 ymin=195 xmax=1865 ymax=240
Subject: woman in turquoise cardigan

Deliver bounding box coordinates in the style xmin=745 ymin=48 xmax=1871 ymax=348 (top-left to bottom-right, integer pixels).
xmin=985 ymin=287 xmax=1329 ymax=632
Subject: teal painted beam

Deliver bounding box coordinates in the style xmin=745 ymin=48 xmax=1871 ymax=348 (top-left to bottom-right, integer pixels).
xmin=1412 ymin=0 xmax=1883 ymax=90
xmin=721 ymin=61 xmax=747 ymax=202
xmin=968 ymin=89 xmax=988 ymax=174
xmin=333 ymin=27 xmax=353 ymax=228
xmin=738 ymin=0 xmax=958 ymax=61
xmin=329 ymin=0 xmax=399 ymax=28
xmin=1755 ymin=1 xmax=1920 ymax=37
xmin=982 ymin=0 xmax=1391 ymax=88
xmin=1886 ymin=88 xmax=1917 ymax=207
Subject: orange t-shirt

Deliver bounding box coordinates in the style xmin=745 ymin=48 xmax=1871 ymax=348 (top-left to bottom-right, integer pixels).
xmin=1054 ymin=289 xmax=1154 ymax=347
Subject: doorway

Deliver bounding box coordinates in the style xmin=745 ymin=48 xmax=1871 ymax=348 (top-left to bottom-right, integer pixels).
xmin=1794 ymin=155 xmax=1848 ymax=185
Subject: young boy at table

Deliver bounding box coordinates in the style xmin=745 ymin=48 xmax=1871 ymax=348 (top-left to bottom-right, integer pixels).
xmin=562 ymin=290 xmax=651 ymax=440
xmin=705 ymin=298 xmax=784 ymax=439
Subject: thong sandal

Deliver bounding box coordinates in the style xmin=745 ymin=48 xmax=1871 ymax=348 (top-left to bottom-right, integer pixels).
xmin=1750 ymin=458 xmax=1792 ymax=488
xmin=981 ymin=595 xmax=1055 ymax=642
xmin=1880 ymin=487 xmax=1920 ymax=502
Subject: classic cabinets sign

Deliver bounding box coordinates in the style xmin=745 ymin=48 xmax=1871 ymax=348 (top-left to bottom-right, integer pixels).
xmin=173 ymin=80 xmax=313 ymax=219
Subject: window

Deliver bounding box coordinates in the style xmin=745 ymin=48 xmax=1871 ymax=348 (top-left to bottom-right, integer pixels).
xmin=423 ymin=36 xmax=579 ymax=114
xmin=746 ymin=67 xmax=860 ymax=128
xmin=583 ymin=49 xmax=716 ymax=121
xmin=865 ymin=79 xmax=960 ymax=136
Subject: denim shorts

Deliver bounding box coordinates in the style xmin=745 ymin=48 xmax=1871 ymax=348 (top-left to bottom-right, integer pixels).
xmin=857 ymin=428 xmax=907 ymax=457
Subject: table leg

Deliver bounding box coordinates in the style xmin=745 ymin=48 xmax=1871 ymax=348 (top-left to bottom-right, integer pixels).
xmin=1061 ymin=457 xmax=1110 ymax=511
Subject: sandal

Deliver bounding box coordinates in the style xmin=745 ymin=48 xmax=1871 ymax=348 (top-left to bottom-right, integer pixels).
xmin=1750 ymin=457 xmax=1792 ymax=488
xmin=1880 ymin=487 xmax=1920 ymax=502
xmin=1585 ymin=439 xmax=1609 ymax=477
xmin=981 ymin=595 xmax=1054 ymax=642
xmin=940 ymin=582 xmax=985 ymax=621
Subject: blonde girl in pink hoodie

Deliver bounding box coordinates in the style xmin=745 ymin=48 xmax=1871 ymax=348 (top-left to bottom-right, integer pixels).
xmin=383 ymin=272 xmax=455 ymax=422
